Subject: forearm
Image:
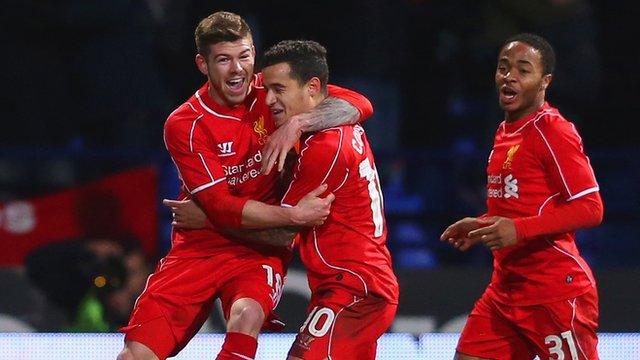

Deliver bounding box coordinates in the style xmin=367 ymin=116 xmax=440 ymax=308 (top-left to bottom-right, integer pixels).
xmin=223 ymin=227 xmax=299 ymax=247
xmin=299 ymin=97 xmax=360 ymax=132
xmin=196 ymin=187 xmax=247 ymax=229
xmin=196 ymin=182 xmax=329 ymax=231
xmin=241 ymin=200 xmax=299 ymax=229
xmin=514 ymin=192 xmax=604 ymax=241
xmin=196 ymin=187 xmax=297 ymax=230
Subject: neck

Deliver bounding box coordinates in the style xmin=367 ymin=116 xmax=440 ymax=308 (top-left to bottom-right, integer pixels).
xmin=311 ymin=93 xmax=328 ymax=108
xmin=505 ymin=96 xmax=545 ymax=123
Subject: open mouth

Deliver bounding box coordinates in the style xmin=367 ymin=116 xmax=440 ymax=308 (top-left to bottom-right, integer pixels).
xmin=500 ymin=86 xmax=518 ymax=104
xmin=271 ymin=108 xmax=284 ymax=117
xmin=226 ymin=77 xmax=245 ymax=93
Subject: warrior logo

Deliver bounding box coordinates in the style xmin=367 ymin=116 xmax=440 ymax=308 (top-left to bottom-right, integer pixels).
xmin=503 ymin=144 xmax=520 ymax=169
xmin=254 ymin=115 xmax=269 ymax=144
xmin=217 ymin=141 xmax=235 ymax=156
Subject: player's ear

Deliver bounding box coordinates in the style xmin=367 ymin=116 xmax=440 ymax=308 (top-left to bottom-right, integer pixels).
xmin=195 ymin=54 xmax=208 ymax=76
xmin=541 ymin=74 xmax=552 ymax=91
xmin=307 ymin=77 xmax=322 ymax=96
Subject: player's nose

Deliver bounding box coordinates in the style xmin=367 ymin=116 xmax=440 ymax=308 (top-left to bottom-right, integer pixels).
xmin=265 ymin=90 xmax=276 ymax=106
xmin=230 ymin=58 xmax=242 ymax=73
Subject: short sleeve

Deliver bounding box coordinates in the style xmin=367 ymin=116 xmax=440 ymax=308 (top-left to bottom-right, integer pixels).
xmin=281 ymin=129 xmax=347 ymax=207
xmin=164 ymin=113 xmax=227 ymax=194
xmin=534 ymin=119 xmax=599 ymax=201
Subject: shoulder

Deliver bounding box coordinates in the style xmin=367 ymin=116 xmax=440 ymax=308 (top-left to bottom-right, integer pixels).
xmin=164 ymin=98 xmax=204 ymax=142
xmin=298 ymin=127 xmax=346 ymax=160
xmin=166 ymin=98 xmax=202 ymax=126
xmin=306 ymin=127 xmax=346 ymax=148
xmin=531 ymin=108 xmax=586 ymax=158
xmin=532 ymin=108 xmax=581 ymax=141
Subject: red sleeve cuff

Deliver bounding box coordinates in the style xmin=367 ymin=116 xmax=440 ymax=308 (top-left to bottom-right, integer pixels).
xmin=195 ymin=186 xmax=249 ymax=229
xmin=513 ymin=217 xmax=531 ymax=241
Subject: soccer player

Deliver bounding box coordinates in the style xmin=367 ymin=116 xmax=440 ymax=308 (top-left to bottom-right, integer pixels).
xmin=169 ymin=40 xmax=399 ymax=359
xmin=440 ymin=33 xmax=603 ymax=360
xmin=262 ymin=40 xmax=399 ymax=360
xmin=117 ymin=12 xmax=373 ymax=360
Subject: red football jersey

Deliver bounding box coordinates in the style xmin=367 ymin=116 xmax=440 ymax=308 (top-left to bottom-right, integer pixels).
xmin=484 ymin=102 xmax=599 ymax=306
xmin=163 ymin=76 xmax=373 ymax=258
xmin=281 ymin=125 xmax=399 ymax=304
xmin=164 ymin=76 xmax=280 ymax=257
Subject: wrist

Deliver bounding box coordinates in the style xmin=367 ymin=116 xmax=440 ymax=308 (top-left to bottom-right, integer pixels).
xmin=281 ymin=205 xmax=302 ymax=227
xmin=513 ymin=217 xmax=530 ymax=241
xmin=291 ymin=115 xmax=307 ymax=134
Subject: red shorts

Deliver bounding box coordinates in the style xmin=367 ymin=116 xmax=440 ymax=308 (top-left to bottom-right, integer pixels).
xmin=119 ymin=252 xmax=288 ymax=359
xmin=288 ymin=288 xmax=397 ymax=360
xmin=457 ymin=286 xmax=599 ymax=360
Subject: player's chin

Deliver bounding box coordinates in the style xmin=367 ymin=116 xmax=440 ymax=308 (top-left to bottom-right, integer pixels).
xmin=224 ymin=92 xmax=247 ymax=106
xmin=498 ymin=100 xmax=519 ymax=112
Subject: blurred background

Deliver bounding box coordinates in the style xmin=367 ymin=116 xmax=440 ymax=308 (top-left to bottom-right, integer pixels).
xmin=0 ymin=0 xmax=638 ymax=337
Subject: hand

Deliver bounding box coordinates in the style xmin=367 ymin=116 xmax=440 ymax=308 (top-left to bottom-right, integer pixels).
xmin=440 ymin=217 xmax=484 ymax=251
xmin=467 ymin=216 xmax=518 ymax=250
xmin=162 ymin=198 xmax=209 ymax=229
xmin=291 ymin=184 xmax=335 ymax=226
xmin=261 ymin=116 xmax=303 ymax=175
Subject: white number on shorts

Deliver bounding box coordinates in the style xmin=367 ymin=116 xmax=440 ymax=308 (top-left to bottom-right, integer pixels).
xmin=545 ymin=330 xmax=578 ymax=360
xmin=262 ymin=264 xmax=284 ymax=308
xmin=300 ymin=306 xmax=335 ymax=337
xmin=358 ymin=158 xmax=384 ymax=237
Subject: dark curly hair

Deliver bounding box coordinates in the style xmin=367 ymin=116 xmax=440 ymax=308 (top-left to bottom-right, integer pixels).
xmin=262 ymin=40 xmax=329 ymax=90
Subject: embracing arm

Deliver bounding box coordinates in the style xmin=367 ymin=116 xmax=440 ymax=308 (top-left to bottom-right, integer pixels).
xmin=193 ymin=183 xmax=332 ymax=230
xmin=223 ymin=226 xmax=300 ymax=247
xmin=164 ymin=196 xmax=299 ymax=246
xmin=261 ymin=85 xmax=373 ymax=174
xmin=164 ymin=185 xmax=331 ymax=246
xmin=297 ymin=97 xmax=360 ymax=132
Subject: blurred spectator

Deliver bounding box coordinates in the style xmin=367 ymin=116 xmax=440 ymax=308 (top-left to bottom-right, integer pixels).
xmin=25 ymin=237 xmax=151 ymax=332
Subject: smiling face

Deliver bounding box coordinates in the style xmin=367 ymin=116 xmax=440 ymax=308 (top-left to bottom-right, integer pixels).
xmin=495 ymin=41 xmax=552 ymax=121
xmin=195 ymin=35 xmax=255 ymax=107
xmin=263 ymin=62 xmax=321 ymax=126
